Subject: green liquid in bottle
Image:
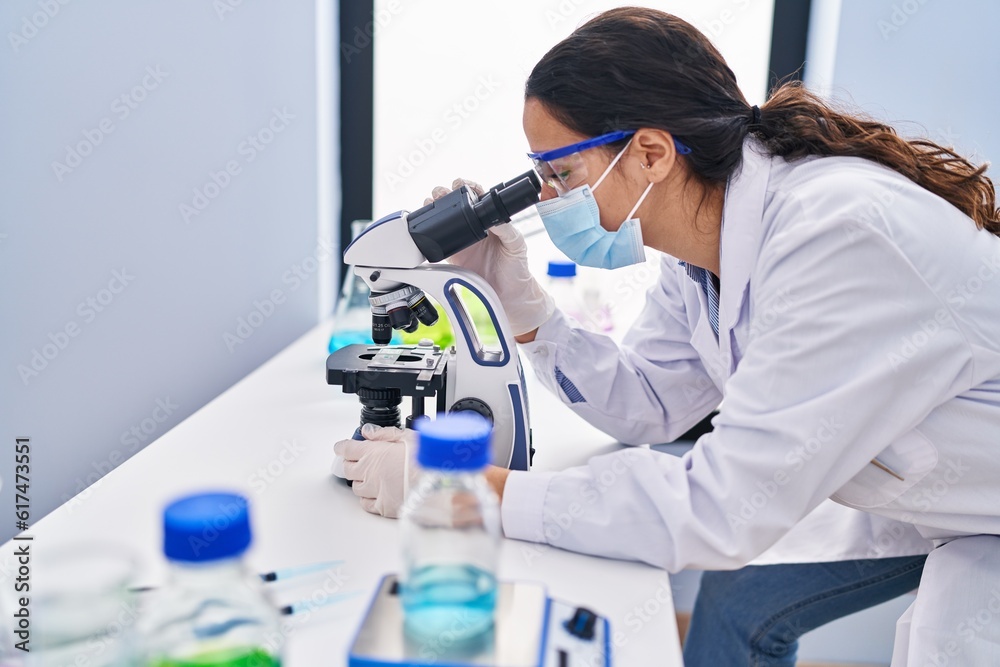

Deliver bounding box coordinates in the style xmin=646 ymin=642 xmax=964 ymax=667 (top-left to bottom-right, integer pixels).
xmin=149 ymin=647 xmax=280 ymax=667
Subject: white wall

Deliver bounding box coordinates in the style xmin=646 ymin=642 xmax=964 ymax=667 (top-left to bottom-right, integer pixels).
xmin=0 ymin=1 xmax=338 ymax=541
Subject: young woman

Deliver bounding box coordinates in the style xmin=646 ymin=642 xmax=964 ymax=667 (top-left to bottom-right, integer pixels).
xmin=335 ymin=8 xmax=1000 ymax=665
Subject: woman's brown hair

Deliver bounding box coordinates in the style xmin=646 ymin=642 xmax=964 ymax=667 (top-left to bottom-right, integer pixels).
xmin=524 ymin=6 xmax=1000 ymax=235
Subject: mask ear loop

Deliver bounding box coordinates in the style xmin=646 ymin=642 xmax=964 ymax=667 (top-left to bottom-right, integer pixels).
xmin=591 ymin=136 xmax=655 ymax=219
xmin=626 ymin=180 xmax=655 ymax=220
xmin=592 ymin=138 xmax=634 ymax=191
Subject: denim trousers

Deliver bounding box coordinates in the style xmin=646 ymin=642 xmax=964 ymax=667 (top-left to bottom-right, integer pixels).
xmin=682 ymin=555 xmax=927 ymax=666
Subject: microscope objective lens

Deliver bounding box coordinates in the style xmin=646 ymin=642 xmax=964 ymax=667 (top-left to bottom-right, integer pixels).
xmin=411 ymin=296 xmax=439 ymax=326
xmin=371 ymin=314 xmax=392 ymax=345
xmin=388 ymin=305 xmax=413 ymax=330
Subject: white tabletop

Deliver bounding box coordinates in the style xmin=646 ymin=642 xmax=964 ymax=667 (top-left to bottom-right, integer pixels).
xmin=2 ymin=321 xmax=681 ymax=666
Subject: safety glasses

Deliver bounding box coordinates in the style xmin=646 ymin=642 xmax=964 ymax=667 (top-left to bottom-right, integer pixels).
xmin=528 ymin=130 xmax=692 ymax=195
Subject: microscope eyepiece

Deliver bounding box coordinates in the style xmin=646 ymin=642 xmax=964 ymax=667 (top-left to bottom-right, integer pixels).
xmin=405 ymin=169 xmax=541 ymax=263
xmin=472 ymin=171 xmax=543 ymax=229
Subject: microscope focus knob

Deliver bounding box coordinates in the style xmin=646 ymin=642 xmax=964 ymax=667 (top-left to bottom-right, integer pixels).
xmin=564 ymin=606 xmax=598 ymax=640
xmin=449 ymin=398 xmax=494 ymax=424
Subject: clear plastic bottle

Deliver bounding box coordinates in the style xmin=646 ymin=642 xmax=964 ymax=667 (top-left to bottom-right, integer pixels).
xmin=399 ymin=413 xmax=501 ymax=644
xmin=547 ymin=260 xmax=614 ymax=333
xmin=545 ymin=260 xmax=585 ymax=323
xmin=142 ymin=492 xmax=282 ymax=667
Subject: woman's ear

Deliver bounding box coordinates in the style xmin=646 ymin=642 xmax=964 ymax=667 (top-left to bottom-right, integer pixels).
xmin=633 ymin=128 xmax=678 ymax=183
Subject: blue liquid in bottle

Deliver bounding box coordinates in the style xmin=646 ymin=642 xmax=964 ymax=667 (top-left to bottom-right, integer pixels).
xmin=402 ymin=564 xmax=497 ymax=641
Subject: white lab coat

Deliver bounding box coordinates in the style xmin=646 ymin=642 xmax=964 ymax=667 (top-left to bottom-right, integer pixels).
xmin=504 ymin=138 xmax=1000 ymax=664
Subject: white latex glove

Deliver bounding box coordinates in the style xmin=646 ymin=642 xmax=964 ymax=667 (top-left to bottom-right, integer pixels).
xmin=332 ymin=424 xmax=419 ymax=519
xmin=426 ymin=178 xmax=555 ymax=336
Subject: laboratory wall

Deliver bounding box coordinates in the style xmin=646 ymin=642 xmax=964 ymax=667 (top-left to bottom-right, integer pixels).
xmin=0 ymin=1 xmax=338 ymax=542
xmin=808 ymin=0 xmax=999 ymax=172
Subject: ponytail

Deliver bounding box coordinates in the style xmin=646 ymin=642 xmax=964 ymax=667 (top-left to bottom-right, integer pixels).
xmin=755 ymin=81 xmax=1000 ymax=234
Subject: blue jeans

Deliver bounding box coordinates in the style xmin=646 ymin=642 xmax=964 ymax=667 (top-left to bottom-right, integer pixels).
xmin=682 ymin=556 xmax=927 ymax=666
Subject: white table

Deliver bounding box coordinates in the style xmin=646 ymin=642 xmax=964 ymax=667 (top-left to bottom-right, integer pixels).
xmin=1 ymin=321 xmax=681 ymax=666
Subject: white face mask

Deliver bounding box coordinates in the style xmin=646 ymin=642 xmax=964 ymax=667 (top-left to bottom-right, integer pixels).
xmin=535 ymin=139 xmax=653 ymax=269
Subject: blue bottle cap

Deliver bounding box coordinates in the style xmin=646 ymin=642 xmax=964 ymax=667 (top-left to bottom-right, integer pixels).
xmin=416 ymin=413 xmax=493 ymax=471
xmin=163 ymin=492 xmax=251 ymax=563
xmin=547 ymin=260 xmax=577 ymax=278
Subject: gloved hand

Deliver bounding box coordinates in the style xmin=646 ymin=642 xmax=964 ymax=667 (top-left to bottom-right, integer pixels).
xmin=426 ymin=178 xmax=554 ymax=337
xmin=332 ymin=423 xmax=420 ymax=519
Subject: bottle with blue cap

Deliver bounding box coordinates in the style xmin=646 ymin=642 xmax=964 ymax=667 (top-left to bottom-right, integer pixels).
xmin=399 ymin=413 xmax=501 ymax=644
xmin=142 ymin=492 xmax=282 ymax=667
xmin=547 ymin=259 xmax=614 ymax=332
xmin=546 ymin=259 xmax=586 ymax=324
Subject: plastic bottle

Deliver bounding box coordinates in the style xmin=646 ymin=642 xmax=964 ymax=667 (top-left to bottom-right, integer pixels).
xmin=546 ymin=260 xmax=614 ymax=333
xmin=399 ymin=413 xmax=501 ymax=644
xmin=545 ymin=260 xmax=585 ymax=323
xmin=576 ymin=266 xmax=615 ymax=333
xmin=142 ymin=492 xmax=282 ymax=667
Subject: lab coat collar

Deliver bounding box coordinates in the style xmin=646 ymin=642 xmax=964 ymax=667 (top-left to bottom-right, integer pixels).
xmin=718 ymin=138 xmax=772 ymax=331
xmin=678 ymin=261 xmax=704 ymax=282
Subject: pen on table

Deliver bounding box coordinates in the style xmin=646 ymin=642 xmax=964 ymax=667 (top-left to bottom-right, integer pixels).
xmin=259 ymin=559 xmax=345 ymax=582
xmin=279 ymin=590 xmax=362 ymax=616
xmin=129 ymin=559 xmax=345 ymax=593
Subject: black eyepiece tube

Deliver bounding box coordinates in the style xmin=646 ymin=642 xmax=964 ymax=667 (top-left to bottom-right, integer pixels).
xmin=406 ymin=169 xmax=541 ymax=263
xmin=472 ymin=170 xmax=542 ymax=230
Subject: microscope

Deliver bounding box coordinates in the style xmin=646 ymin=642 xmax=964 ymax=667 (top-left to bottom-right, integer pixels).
xmin=327 ymin=171 xmax=542 ymax=471
xmin=331 ymin=171 xmax=614 ymax=667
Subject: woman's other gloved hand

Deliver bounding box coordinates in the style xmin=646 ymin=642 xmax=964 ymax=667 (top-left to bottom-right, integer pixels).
xmin=426 ymin=178 xmax=554 ymax=337
xmin=332 ymin=423 xmax=420 ymax=519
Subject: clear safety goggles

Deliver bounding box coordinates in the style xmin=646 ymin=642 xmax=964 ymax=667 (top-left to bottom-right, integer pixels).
xmin=528 ymin=130 xmax=692 ymax=195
